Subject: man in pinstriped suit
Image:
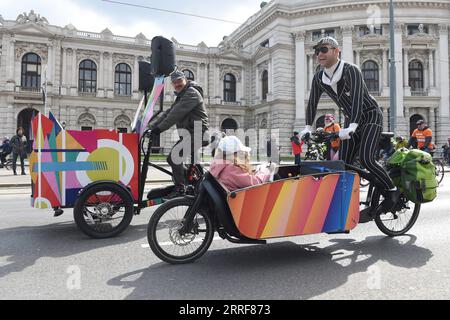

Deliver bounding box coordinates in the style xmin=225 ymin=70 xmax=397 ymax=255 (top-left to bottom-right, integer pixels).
xmin=299 ymin=36 xmax=399 ymax=213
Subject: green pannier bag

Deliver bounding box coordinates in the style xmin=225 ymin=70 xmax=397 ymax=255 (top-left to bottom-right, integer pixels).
xmin=387 ymin=148 xmax=438 ymax=204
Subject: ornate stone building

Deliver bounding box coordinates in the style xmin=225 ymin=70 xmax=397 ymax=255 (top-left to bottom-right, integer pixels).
xmin=1 ymin=1 xmax=449 ymax=156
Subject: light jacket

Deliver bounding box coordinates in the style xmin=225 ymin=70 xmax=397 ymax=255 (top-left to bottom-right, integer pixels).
xmin=210 ymin=159 xmax=271 ymax=191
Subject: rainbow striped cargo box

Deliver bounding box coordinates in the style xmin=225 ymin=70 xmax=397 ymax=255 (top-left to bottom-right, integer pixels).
xmin=227 ymin=171 xmax=360 ymax=239
xmin=29 ymin=113 xmax=140 ymax=209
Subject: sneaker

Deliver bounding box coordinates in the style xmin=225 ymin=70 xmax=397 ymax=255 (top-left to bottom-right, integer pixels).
xmin=381 ymin=189 xmax=400 ymax=212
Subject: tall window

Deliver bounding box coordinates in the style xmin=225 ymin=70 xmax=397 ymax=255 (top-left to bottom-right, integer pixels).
xmin=409 ymin=60 xmax=424 ymax=91
xmin=223 ymin=73 xmax=236 ymax=102
xmin=261 ymin=70 xmax=268 ymax=101
xmin=115 ymin=63 xmax=132 ymax=96
xmin=362 ymin=60 xmax=379 ymax=92
xmin=21 ymin=53 xmax=41 ymax=89
xmin=79 ymin=60 xmax=97 ymax=93
xmin=183 ymin=69 xmax=195 ymax=81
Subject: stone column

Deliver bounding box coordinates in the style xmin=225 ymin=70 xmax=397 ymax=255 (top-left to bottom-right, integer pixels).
xmin=382 ymin=49 xmax=389 ymax=95
xmin=341 ymin=25 xmax=354 ymax=63
xmin=133 ymin=55 xmax=139 ymax=97
xmin=382 ymin=106 xmax=389 ymax=131
xmin=429 ymin=49 xmax=435 ymax=88
xmin=97 ymin=52 xmax=105 ymax=98
xmin=355 ymin=50 xmax=360 ymax=67
xmin=268 ymin=58 xmax=273 ymax=96
xmin=437 ymin=24 xmax=449 ymax=146
xmin=308 ymin=54 xmax=314 ymax=90
xmin=6 ymin=37 xmax=16 ymax=90
xmin=47 ymin=42 xmax=54 ymax=85
xmin=61 ymin=48 xmax=67 ymax=94
xmin=71 ymin=49 xmax=77 ymax=94
xmin=403 ymin=49 xmax=410 ymax=96
xmin=294 ymin=31 xmax=306 ymax=128
xmin=255 ymin=67 xmax=260 ymax=100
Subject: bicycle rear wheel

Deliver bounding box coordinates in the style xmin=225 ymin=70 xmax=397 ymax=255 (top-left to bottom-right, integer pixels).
xmin=375 ymin=194 xmax=420 ymax=237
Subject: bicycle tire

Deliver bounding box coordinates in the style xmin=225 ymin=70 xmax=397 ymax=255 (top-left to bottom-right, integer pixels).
xmin=433 ymin=159 xmax=444 ymax=185
xmin=147 ymin=197 xmax=214 ymax=264
xmin=375 ymin=198 xmax=421 ymax=237
xmin=73 ymin=183 xmax=134 ymax=239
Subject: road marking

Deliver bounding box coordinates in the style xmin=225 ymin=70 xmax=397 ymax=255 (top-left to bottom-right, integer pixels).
xmin=142 ymin=236 xmax=223 ymax=248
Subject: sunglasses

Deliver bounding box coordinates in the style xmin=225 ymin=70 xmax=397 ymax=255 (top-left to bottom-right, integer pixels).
xmin=315 ymin=46 xmax=334 ymax=56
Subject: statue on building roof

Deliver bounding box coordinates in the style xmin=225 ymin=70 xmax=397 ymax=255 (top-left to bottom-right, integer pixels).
xmin=16 ymin=10 xmax=49 ymax=25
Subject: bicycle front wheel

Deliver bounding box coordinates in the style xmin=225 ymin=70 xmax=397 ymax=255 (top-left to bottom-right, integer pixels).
xmin=375 ymin=194 xmax=421 ymax=237
xmin=147 ymin=197 xmax=214 ymax=264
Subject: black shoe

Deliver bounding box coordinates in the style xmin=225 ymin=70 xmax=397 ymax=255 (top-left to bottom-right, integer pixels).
xmin=163 ymin=185 xmax=186 ymax=200
xmin=381 ymin=189 xmax=400 ymax=212
xmin=21 ymin=172 xmax=26 ymax=175
xmin=13 ymin=172 xmax=17 ymax=176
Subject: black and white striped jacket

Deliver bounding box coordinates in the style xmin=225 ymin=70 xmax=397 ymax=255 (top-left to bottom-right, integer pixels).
xmin=306 ymin=62 xmax=382 ymax=126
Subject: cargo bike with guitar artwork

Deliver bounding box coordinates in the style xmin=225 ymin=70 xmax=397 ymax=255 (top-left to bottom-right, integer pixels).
xmin=147 ymin=133 xmax=437 ymax=264
xmin=29 ymin=37 xmax=204 ymax=239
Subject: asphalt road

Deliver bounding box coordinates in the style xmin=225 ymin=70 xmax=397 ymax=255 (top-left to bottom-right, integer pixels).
xmin=0 ymin=179 xmax=449 ymax=300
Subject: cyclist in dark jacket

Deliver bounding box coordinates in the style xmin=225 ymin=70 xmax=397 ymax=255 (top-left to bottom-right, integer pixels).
xmin=150 ymin=70 xmax=209 ymax=198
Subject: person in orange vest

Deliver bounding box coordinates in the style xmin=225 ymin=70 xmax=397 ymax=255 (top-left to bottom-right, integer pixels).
xmin=323 ymin=114 xmax=341 ymax=160
xmin=408 ymin=119 xmax=434 ymax=153
xmin=290 ymin=131 xmax=304 ymax=165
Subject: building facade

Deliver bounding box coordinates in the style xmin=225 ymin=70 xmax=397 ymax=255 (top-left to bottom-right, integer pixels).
xmin=0 ymin=1 xmax=449 ymax=156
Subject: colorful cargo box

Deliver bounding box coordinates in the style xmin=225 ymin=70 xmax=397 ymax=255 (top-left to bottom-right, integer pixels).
xmin=227 ymin=172 xmax=360 ymax=240
xmin=29 ymin=113 xmax=139 ymax=209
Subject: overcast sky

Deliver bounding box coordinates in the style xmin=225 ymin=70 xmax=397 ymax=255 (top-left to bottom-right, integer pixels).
xmin=0 ymin=0 xmax=266 ymax=46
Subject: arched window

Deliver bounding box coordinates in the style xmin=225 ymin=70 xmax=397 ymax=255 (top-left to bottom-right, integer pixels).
xmin=183 ymin=69 xmax=195 ymax=81
xmin=221 ymin=118 xmax=238 ymax=133
xmin=223 ymin=73 xmax=236 ymax=102
xmin=115 ymin=63 xmax=132 ymax=96
xmin=79 ymin=60 xmax=97 ymax=93
xmin=315 ymin=115 xmax=325 ymax=130
xmin=261 ymin=70 xmax=268 ymax=101
xmin=362 ymin=60 xmax=379 ymax=93
xmin=409 ymin=60 xmax=424 ymax=92
xmin=409 ymin=114 xmax=424 ymax=135
xmin=21 ymin=53 xmax=41 ymax=89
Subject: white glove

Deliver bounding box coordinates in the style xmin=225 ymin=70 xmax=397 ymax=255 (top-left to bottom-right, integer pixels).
xmin=339 ymin=123 xmax=358 ymax=140
xmin=299 ymin=125 xmax=312 ymax=139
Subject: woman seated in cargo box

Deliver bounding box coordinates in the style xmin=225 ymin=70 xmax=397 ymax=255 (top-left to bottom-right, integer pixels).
xmin=210 ymin=136 xmax=277 ymax=191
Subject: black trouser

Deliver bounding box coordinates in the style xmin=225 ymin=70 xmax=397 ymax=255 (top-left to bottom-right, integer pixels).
xmin=339 ymin=111 xmax=395 ymax=190
xmin=12 ymin=152 xmax=26 ymax=174
xmin=167 ymin=135 xmax=208 ymax=187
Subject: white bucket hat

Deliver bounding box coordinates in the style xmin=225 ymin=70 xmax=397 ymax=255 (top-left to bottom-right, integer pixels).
xmin=217 ymin=136 xmax=251 ymax=155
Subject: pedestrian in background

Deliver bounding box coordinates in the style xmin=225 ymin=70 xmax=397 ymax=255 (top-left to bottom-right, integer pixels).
xmin=10 ymin=127 xmax=27 ymax=175
xmin=290 ymin=131 xmax=303 ymax=165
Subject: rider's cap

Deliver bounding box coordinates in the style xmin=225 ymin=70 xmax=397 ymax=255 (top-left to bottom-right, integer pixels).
xmin=170 ymin=70 xmax=186 ymax=82
xmin=217 ymin=136 xmax=251 ymax=155
xmin=313 ymin=36 xmax=340 ymax=50
xmin=416 ymin=119 xmax=425 ymax=125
